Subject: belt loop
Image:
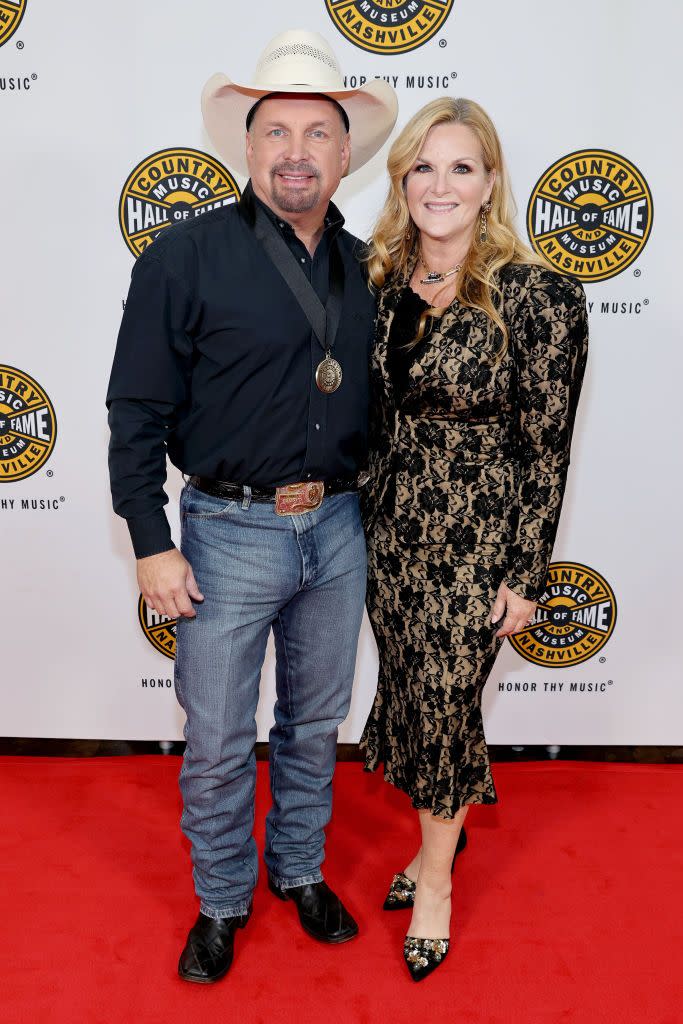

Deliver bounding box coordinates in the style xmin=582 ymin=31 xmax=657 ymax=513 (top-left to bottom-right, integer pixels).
xmin=242 ymin=485 xmax=252 ymax=510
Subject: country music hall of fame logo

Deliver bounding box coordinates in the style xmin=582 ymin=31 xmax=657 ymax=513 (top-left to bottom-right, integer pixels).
xmin=138 ymin=594 xmax=177 ymax=660
xmin=0 ymin=1 xmax=27 ymax=47
xmin=0 ymin=365 xmax=57 ymax=482
xmin=119 ymin=148 xmax=240 ymax=257
xmin=527 ymin=149 xmax=653 ymax=282
xmin=325 ymin=0 xmax=454 ymax=53
xmin=508 ymin=562 xmax=617 ymax=668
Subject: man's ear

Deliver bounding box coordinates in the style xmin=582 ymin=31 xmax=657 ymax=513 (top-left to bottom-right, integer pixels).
xmin=341 ymin=133 xmax=351 ymax=177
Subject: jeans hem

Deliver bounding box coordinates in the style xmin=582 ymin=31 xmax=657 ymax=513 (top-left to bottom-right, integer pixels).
xmin=199 ymin=900 xmax=252 ymax=920
xmin=269 ymin=870 xmax=323 ymax=891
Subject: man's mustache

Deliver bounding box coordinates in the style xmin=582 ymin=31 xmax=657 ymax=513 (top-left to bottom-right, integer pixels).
xmin=271 ymin=162 xmax=320 ymax=179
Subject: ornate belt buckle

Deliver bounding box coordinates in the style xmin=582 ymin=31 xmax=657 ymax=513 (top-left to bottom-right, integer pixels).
xmin=274 ymin=481 xmax=325 ymax=516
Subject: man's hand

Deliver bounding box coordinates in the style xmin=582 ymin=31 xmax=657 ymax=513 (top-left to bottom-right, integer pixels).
xmin=137 ymin=548 xmax=204 ymax=619
xmin=490 ymin=581 xmax=536 ymax=638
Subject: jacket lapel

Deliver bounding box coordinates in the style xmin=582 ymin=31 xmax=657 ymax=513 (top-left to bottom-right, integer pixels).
xmin=373 ymin=282 xmax=400 ymax=405
xmin=373 ymin=252 xmax=419 ymax=403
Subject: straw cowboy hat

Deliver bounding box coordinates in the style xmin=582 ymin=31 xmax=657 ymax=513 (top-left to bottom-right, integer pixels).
xmin=201 ymin=29 xmax=398 ymax=176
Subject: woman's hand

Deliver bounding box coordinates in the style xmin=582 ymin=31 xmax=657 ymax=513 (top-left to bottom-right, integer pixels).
xmin=490 ymin=581 xmax=536 ymax=638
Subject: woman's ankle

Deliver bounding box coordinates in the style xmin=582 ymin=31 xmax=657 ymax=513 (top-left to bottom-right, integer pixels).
xmin=415 ymin=871 xmax=452 ymax=900
xmin=403 ymin=850 xmax=422 ymax=882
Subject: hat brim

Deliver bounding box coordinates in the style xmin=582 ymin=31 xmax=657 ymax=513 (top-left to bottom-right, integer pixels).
xmin=201 ymin=74 xmax=398 ymax=176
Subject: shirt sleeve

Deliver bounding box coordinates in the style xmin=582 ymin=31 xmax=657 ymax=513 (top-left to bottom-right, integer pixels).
xmin=505 ymin=272 xmax=589 ymax=602
xmin=106 ymin=252 xmax=195 ymax=559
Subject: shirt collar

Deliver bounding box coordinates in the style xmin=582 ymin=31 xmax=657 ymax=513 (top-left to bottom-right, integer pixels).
xmin=240 ymin=180 xmax=345 ymax=240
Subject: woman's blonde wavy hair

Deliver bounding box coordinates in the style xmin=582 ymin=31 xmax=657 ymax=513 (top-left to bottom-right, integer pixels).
xmin=366 ymin=97 xmax=540 ymax=355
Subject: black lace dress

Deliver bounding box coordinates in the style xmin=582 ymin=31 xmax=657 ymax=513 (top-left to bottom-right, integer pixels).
xmin=360 ymin=267 xmax=588 ymax=818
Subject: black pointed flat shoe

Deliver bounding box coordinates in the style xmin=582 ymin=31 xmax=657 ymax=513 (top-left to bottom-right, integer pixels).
xmin=403 ymin=935 xmax=450 ymax=982
xmin=178 ymin=909 xmax=250 ymax=984
xmin=383 ymin=827 xmax=467 ymax=911
xmin=269 ymin=878 xmax=358 ymax=943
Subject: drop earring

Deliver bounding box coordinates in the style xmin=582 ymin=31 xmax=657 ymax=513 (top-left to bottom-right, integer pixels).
xmin=479 ymin=200 xmax=492 ymax=243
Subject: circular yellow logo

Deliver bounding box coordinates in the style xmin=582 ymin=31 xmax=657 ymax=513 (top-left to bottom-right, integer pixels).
xmin=138 ymin=594 xmax=177 ymax=660
xmin=119 ymin=148 xmax=241 ymax=258
xmin=509 ymin=562 xmax=617 ymax=667
xmin=0 ymin=365 xmax=57 ymax=482
xmin=0 ymin=1 xmax=27 ymax=48
xmin=527 ymin=149 xmax=653 ymax=282
xmin=325 ymin=0 xmax=453 ymax=54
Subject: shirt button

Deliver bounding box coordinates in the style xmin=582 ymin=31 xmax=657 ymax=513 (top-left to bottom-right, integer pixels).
xmin=306 ymin=473 xmax=311 ymax=479
xmin=300 ymin=257 xmax=306 ymax=263
xmin=315 ymin=423 xmax=320 ymax=430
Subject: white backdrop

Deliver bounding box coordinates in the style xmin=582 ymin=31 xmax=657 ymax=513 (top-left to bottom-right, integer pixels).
xmin=1 ymin=0 xmax=681 ymax=742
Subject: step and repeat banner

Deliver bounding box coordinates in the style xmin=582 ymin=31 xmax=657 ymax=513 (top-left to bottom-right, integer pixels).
xmin=1 ymin=1 xmax=680 ymax=742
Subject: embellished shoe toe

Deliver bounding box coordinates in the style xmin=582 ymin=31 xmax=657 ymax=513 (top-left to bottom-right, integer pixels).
xmin=383 ymin=872 xmax=417 ymax=911
xmin=403 ymin=936 xmax=450 ymax=982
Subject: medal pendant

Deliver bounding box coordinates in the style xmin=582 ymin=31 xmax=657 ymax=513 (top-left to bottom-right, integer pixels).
xmin=315 ymin=355 xmax=343 ymax=394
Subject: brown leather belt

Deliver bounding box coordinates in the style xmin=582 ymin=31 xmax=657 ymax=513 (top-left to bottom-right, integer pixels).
xmin=190 ymin=475 xmax=357 ymax=516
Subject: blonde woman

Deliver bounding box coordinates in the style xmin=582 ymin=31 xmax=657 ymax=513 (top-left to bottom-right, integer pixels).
xmin=360 ymin=98 xmax=588 ymax=980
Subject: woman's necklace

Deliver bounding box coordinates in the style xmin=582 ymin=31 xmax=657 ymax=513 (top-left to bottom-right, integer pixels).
xmin=418 ymin=251 xmax=462 ymax=285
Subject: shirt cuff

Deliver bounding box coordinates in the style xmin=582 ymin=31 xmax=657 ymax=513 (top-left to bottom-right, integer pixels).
xmin=503 ymin=574 xmax=544 ymax=604
xmin=127 ymin=512 xmax=175 ymax=560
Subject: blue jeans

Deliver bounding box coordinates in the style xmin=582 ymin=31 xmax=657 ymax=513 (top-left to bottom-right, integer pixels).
xmin=174 ymin=482 xmax=367 ymax=920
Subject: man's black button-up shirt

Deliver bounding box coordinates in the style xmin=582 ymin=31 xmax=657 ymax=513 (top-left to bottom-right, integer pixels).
xmin=106 ymin=182 xmax=376 ymax=558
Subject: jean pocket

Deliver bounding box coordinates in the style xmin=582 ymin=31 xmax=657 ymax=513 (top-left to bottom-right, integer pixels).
xmin=181 ymin=483 xmax=237 ymax=519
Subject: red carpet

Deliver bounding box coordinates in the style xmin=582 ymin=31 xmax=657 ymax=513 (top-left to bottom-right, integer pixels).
xmin=2 ymin=757 xmax=682 ymax=1024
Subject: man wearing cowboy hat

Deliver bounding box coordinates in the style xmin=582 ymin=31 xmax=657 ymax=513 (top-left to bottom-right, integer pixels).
xmin=107 ymin=30 xmax=397 ymax=982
